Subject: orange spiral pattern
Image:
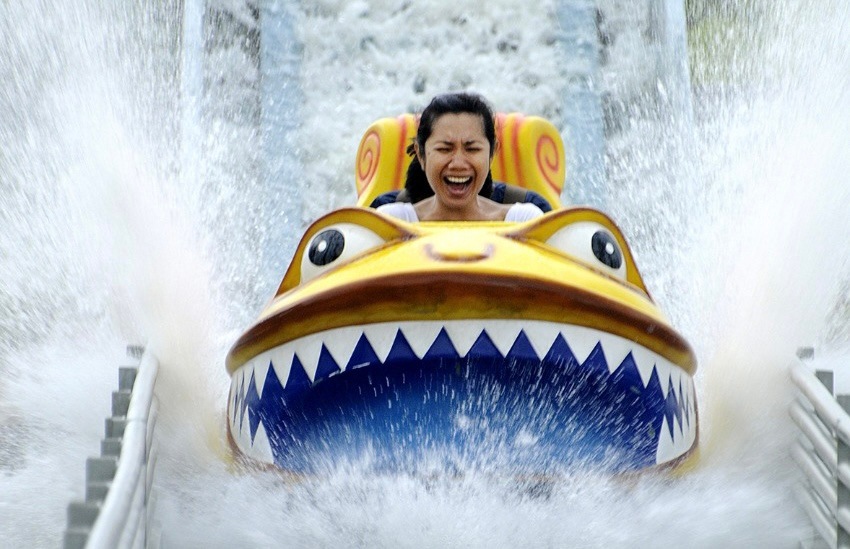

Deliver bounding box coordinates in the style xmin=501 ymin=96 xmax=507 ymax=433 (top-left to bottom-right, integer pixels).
xmin=535 ymin=134 xmax=561 ymax=194
xmin=356 ymin=130 xmax=381 ymax=195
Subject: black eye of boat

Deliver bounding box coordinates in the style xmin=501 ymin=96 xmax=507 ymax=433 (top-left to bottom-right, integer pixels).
xmin=300 ymin=222 xmax=388 ymax=284
xmin=544 ymin=221 xmax=627 ymax=280
xmin=591 ymin=230 xmax=622 ymax=270
xmin=309 ymin=229 xmax=345 ymax=266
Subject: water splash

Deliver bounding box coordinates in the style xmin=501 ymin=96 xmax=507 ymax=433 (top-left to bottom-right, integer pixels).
xmin=609 ymin=0 xmax=850 ymax=526
xmin=0 ymin=1 xmax=238 ymax=542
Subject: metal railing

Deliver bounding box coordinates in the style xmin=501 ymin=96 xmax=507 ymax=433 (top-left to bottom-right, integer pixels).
xmin=63 ymin=346 xmax=160 ymax=549
xmin=791 ymin=349 xmax=850 ymax=549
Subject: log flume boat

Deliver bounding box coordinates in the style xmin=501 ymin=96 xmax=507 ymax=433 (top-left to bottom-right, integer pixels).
xmin=225 ymin=113 xmax=698 ymax=476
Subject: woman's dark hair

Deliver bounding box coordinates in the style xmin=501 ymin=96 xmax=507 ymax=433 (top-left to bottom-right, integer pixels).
xmin=405 ymin=92 xmax=496 ymax=202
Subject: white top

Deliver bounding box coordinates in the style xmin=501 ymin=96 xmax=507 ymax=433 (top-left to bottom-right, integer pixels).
xmin=377 ymin=202 xmax=544 ymax=223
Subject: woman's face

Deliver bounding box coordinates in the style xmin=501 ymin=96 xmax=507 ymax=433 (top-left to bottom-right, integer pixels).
xmin=417 ymin=113 xmax=491 ymax=210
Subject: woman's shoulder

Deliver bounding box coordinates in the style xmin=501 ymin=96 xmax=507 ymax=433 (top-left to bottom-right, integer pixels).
xmin=376 ymin=202 xmax=419 ymax=222
xmin=505 ymin=202 xmax=545 ymax=222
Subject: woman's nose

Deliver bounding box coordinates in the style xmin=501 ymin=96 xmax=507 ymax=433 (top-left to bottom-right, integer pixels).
xmin=448 ymin=151 xmax=467 ymax=166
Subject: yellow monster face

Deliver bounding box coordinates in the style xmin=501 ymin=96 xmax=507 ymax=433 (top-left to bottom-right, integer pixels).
xmin=227 ymin=207 xmax=693 ymax=376
xmin=225 ymin=207 xmax=698 ymax=474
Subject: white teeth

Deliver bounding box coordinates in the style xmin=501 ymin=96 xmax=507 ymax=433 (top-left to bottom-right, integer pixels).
xmin=228 ymin=319 xmax=698 ymax=467
xmin=687 ymin=381 xmax=696 ymax=427
xmin=443 ymin=323 xmax=485 ymax=357
xmin=271 ymin=346 xmax=295 ymax=387
xmin=249 ymin=422 xmax=274 ymax=463
xmin=254 ymin=358 xmax=271 ymax=397
xmin=446 ymin=176 xmax=471 ymax=184
xmin=234 ymin=321 xmax=692 ymax=395
xmin=291 ymin=332 xmax=325 ymax=382
xmin=656 ymin=417 xmax=676 ymax=463
xmin=404 ymin=322 xmax=446 ymax=359
xmin=670 ymin=366 xmax=683 ymax=407
xmin=631 ymin=346 xmax=657 ymax=387
xmin=656 ymin=359 xmax=672 ymax=398
xmin=362 ymin=325 xmax=399 ymax=363
xmin=560 ymin=325 xmax=599 ymax=365
xmin=655 ymin=405 xmax=698 ymax=465
xmin=521 ymin=321 xmax=561 ymax=359
xmin=481 ymin=321 xmax=524 ymax=357
xmin=232 ymin=384 xmax=249 ymax=447
xmin=322 ymin=326 xmax=365 ymax=371
xmin=598 ymin=335 xmax=633 ymax=374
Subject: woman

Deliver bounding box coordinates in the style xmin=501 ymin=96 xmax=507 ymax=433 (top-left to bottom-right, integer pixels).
xmin=377 ymin=93 xmax=544 ymax=222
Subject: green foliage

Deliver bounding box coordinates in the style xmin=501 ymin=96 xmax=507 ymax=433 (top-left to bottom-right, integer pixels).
xmin=686 ymin=0 xmax=761 ymax=87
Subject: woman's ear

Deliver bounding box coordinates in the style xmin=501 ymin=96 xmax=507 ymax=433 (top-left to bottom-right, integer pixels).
xmin=492 ymin=139 xmax=500 ymax=158
xmin=414 ymin=142 xmax=424 ymax=167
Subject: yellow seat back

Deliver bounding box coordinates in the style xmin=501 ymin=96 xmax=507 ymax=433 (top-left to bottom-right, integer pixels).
xmin=354 ymin=113 xmax=566 ymax=209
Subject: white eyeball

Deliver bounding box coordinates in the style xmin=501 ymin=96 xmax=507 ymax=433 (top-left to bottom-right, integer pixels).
xmin=300 ymin=223 xmax=386 ymax=283
xmin=545 ymin=222 xmax=626 ymax=279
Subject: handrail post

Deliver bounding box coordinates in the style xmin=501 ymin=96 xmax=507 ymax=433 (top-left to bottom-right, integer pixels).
xmin=816 ymin=370 xmax=833 ymax=394
xmin=838 ymin=394 xmax=850 ymax=548
xmin=63 ymin=346 xmax=159 ymax=548
xmin=815 ymin=368 xmax=844 ymax=548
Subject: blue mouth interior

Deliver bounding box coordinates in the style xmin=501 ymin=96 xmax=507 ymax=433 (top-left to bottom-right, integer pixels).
xmin=237 ymin=331 xmax=685 ymax=475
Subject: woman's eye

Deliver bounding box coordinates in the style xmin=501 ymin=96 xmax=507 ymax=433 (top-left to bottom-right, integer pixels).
xmin=544 ymin=222 xmax=627 ymax=280
xmin=300 ymin=223 xmax=386 ymax=283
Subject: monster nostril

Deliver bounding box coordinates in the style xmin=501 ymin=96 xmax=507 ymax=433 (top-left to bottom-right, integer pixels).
xmin=424 ymin=242 xmax=494 ymax=262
